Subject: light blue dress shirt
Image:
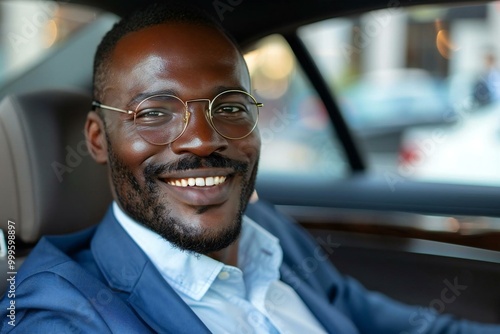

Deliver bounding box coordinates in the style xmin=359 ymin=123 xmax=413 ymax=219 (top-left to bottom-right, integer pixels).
xmin=113 ymin=202 xmax=327 ymax=333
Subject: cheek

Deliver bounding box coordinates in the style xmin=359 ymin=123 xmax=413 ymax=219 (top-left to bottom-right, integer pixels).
xmin=130 ymin=140 xmax=151 ymax=155
xmin=232 ymin=133 xmax=261 ymax=166
xmin=116 ymin=138 xmax=155 ymax=168
xmin=107 ymin=118 xmax=157 ymax=169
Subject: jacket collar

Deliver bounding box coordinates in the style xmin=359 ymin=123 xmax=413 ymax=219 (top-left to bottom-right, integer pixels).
xmin=91 ymin=207 xmax=211 ymax=334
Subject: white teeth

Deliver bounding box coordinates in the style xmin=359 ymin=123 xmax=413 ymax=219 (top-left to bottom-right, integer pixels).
xmin=205 ymin=177 xmax=214 ymax=186
xmin=167 ymin=176 xmax=227 ymax=187
xmin=195 ymin=177 xmax=205 ymax=186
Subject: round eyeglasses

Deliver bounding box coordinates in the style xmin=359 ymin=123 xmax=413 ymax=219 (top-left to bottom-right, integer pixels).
xmin=92 ymin=90 xmax=263 ymax=145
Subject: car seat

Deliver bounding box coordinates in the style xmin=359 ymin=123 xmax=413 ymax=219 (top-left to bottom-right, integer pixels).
xmin=0 ymin=89 xmax=112 ymax=293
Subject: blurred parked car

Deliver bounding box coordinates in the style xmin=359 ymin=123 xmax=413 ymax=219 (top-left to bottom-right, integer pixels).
xmin=399 ymin=102 xmax=500 ymax=185
xmin=343 ymin=68 xmax=454 ymax=138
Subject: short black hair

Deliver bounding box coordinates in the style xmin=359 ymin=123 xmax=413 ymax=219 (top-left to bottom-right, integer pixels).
xmin=92 ymin=2 xmax=227 ymax=102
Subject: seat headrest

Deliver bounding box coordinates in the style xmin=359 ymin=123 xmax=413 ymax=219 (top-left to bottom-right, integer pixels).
xmin=0 ymin=89 xmax=112 ymax=243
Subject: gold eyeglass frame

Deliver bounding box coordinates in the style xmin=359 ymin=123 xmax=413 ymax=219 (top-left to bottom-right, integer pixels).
xmin=92 ymin=89 xmax=263 ymax=145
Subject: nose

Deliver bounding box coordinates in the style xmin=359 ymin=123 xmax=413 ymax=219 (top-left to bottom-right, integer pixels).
xmin=170 ymin=101 xmax=228 ymax=156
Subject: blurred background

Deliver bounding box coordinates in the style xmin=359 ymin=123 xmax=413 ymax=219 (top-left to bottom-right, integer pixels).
xmin=2 ymin=1 xmax=500 ymax=186
xmin=244 ymin=2 xmax=500 ymax=186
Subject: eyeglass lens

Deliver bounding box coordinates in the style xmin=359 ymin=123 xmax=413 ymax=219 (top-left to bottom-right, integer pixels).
xmin=134 ymin=91 xmax=259 ymax=145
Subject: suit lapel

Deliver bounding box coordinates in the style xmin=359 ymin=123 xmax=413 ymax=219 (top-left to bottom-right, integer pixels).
xmin=91 ymin=208 xmax=210 ymax=333
xmin=128 ymin=261 xmax=210 ymax=333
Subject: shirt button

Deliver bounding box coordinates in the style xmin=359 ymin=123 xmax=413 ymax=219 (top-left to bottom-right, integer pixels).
xmin=218 ymin=271 xmax=230 ymax=280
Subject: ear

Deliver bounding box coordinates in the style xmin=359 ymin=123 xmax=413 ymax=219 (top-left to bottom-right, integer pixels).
xmin=85 ymin=111 xmax=108 ymax=164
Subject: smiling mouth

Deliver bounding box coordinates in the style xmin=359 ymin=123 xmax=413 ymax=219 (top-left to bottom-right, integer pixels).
xmin=166 ymin=176 xmax=228 ymax=187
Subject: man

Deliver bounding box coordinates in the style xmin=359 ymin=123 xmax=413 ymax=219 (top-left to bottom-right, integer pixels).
xmin=1 ymin=3 xmax=499 ymax=333
xmin=473 ymin=52 xmax=500 ymax=105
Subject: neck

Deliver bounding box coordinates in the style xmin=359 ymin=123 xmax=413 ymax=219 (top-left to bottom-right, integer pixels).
xmin=207 ymin=238 xmax=239 ymax=267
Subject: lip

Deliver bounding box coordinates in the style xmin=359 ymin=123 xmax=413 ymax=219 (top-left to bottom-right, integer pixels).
xmin=158 ymin=168 xmax=236 ymax=207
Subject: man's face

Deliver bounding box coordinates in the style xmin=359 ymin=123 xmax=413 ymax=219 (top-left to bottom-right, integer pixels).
xmin=94 ymin=23 xmax=260 ymax=254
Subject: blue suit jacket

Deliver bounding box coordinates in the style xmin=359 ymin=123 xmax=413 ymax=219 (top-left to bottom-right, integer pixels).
xmin=1 ymin=201 xmax=498 ymax=333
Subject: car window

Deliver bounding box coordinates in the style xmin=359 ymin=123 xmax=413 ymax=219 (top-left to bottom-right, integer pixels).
xmin=244 ymin=35 xmax=349 ymax=181
xmin=0 ymin=1 xmax=101 ymax=88
xmin=298 ymin=2 xmax=500 ymax=187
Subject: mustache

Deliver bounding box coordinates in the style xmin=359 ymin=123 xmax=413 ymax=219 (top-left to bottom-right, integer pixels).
xmin=144 ymin=153 xmax=249 ymax=178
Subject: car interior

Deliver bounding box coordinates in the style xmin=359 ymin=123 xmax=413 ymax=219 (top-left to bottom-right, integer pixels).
xmin=1 ymin=0 xmax=500 ymax=325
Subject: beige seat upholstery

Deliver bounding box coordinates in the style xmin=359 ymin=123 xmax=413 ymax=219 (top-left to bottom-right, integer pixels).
xmin=0 ymin=89 xmax=112 ymax=289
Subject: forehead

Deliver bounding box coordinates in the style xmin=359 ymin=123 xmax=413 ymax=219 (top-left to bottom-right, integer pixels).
xmin=105 ymin=23 xmax=250 ymax=102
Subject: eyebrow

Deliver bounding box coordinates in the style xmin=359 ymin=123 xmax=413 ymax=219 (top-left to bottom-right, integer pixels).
xmin=127 ymin=89 xmax=178 ymax=109
xmin=126 ymin=85 xmax=250 ymax=108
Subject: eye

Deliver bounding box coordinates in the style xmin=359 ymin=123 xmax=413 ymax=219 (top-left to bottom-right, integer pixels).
xmin=213 ymin=104 xmax=248 ymax=116
xmin=137 ymin=108 xmax=166 ymax=117
xmin=135 ymin=108 xmax=175 ymax=124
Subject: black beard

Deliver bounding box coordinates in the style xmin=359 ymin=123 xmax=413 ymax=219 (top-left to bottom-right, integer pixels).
xmin=107 ymin=142 xmax=258 ymax=255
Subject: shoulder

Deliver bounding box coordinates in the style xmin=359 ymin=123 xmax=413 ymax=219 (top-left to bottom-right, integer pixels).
xmin=1 ymin=226 xmax=152 ymax=333
xmin=1 ymin=270 xmax=111 ymax=333
xmin=14 ymin=225 xmax=97 ymax=281
xmin=0 ymin=230 xmax=111 ymax=333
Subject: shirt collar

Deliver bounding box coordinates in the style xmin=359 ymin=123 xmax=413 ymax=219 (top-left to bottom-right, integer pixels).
xmin=113 ymin=202 xmax=282 ymax=301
